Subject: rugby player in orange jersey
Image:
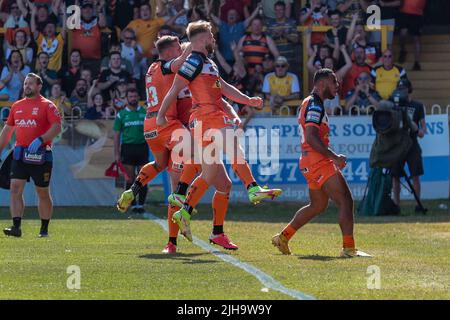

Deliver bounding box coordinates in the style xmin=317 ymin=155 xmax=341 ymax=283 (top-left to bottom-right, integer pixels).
xmin=271 ymin=69 xmax=371 ymax=258
xmin=156 ymin=21 xmax=282 ymax=244
xmin=0 ymin=73 xmax=62 ymax=238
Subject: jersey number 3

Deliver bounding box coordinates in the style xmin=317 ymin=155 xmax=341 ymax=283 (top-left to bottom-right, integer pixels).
xmin=146 ymin=86 xmax=159 ymax=107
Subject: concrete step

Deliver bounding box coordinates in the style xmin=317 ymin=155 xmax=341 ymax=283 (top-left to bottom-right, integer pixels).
xmin=401 ymin=62 xmax=450 ymax=71
xmin=413 ymin=89 xmax=450 ymax=99
xmin=392 ymin=43 xmax=450 ymax=53
xmin=407 ymin=71 xmax=450 ymax=80
xmin=416 ymin=52 xmax=450 ymax=61
xmin=420 ymin=34 xmax=450 ymax=43
xmin=412 ymin=80 xmax=450 ymax=90
xmin=415 ymin=99 xmax=450 ymax=109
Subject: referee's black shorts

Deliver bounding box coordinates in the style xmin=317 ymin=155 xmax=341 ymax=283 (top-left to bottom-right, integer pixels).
xmin=11 ymin=159 xmax=53 ymax=188
xmin=397 ymin=13 xmax=424 ymax=36
xmin=120 ymin=143 xmax=149 ymax=166
xmin=391 ymin=140 xmax=424 ymax=178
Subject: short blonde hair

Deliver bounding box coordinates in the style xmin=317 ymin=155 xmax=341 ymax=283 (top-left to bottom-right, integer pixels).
xmin=186 ymin=21 xmax=211 ymax=41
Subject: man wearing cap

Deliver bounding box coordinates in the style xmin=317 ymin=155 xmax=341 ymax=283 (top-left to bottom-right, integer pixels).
xmin=262 ymin=56 xmax=300 ymax=115
xmin=390 ymin=78 xmax=427 ymax=212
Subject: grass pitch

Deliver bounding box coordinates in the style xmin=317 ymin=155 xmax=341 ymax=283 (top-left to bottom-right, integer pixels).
xmin=0 ymin=200 xmax=449 ymax=300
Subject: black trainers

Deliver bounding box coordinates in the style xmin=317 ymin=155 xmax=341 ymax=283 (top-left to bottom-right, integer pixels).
xmin=415 ymin=205 xmax=428 ymax=213
xmin=38 ymin=231 xmax=49 ymax=238
xmin=398 ymin=50 xmax=407 ymax=63
xmin=412 ymin=62 xmax=421 ymax=71
xmin=3 ymin=226 xmax=22 ymax=237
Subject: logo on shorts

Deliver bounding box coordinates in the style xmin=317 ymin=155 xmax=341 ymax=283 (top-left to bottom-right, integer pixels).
xmin=43 ymin=173 xmax=50 ymax=183
xmin=144 ymin=130 xmax=158 ymax=139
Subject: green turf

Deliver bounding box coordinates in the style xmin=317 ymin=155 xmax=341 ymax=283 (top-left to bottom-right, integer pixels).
xmin=0 ymin=200 xmax=449 ymax=300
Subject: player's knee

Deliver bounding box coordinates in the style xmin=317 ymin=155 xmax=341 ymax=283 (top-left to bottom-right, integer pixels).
xmin=35 ymin=187 xmax=51 ymax=200
xmin=217 ymin=178 xmax=232 ymax=193
xmin=10 ymin=184 xmax=23 ymax=196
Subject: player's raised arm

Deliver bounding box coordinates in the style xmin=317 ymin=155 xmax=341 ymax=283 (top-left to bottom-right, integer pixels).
xmin=156 ymin=76 xmax=186 ymax=127
xmin=170 ymin=43 xmax=192 ymax=73
xmin=220 ymin=78 xmax=263 ymax=109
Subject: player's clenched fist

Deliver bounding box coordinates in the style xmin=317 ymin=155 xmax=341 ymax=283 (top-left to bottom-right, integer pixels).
xmin=333 ymin=154 xmax=347 ymax=169
xmin=248 ymin=97 xmax=263 ymax=109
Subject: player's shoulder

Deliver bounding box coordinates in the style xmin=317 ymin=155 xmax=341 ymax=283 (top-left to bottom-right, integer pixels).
xmin=306 ymin=93 xmax=325 ymax=111
xmin=11 ymin=97 xmax=27 ymax=108
xmin=178 ymin=52 xmax=206 ymax=80
xmin=186 ymin=52 xmax=206 ymax=67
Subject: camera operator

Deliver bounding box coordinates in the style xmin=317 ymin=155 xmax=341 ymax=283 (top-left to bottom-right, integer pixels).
xmin=390 ymin=79 xmax=427 ymax=212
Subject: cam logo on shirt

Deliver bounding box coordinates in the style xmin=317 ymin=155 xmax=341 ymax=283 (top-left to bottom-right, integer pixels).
xmin=15 ymin=119 xmax=37 ymax=127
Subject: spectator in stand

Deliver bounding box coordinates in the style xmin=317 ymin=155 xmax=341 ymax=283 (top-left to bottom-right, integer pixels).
xmin=4 ymin=29 xmax=33 ymax=66
xmin=0 ymin=50 xmax=30 ymax=101
xmin=100 ymin=42 xmax=133 ymax=74
xmin=111 ymin=79 xmax=128 ymax=111
xmin=262 ymin=56 xmax=301 ymax=115
xmin=71 ymin=0 xmax=107 ymax=73
xmin=159 ymin=0 xmax=188 ymax=36
xmin=337 ymin=0 xmax=371 ymax=26
xmin=80 ymin=67 xmax=94 ymax=88
xmin=371 ymin=48 xmax=407 ymax=100
xmin=34 ymin=51 xmax=58 ymax=97
xmin=70 ymin=78 xmax=89 ymax=115
xmin=345 ymin=71 xmax=381 ymax=114
xmin=30 ymin=1 xmax=67 ymax=72
xmin=57 ymin=49 xmax=82 ymax=98
xmin=341 ymin=46 xmax=371 ymax=98
xmin=120 ymin=28 xmax=144 ymax=82
xmin=30 ymin=1 xmax=60 ymax=32
xmin=236 ymin=17 xmax=280 ymax=76
xmin=0 ymin=80 xmax=10 ymax=101
xmin=85 ymin=79 xmax=106 ymax=120
xmin=0 ymin=1 xmax=29 ymax=44
xmin=207 ymin=1 xmax=261 ymax=65
xmin=219 ymin=0 xmax=251 ymax=22
xmin=368 ymin=0 xmax=401 ymax=46
xmin=397 ymin=0 xmax=427 ymax=70
xmin=262 ymin=53 xmax=276 ymax=74
xmin=267 ymin=1 xmax=298 ymax=66
xmin=126 ymin=2 xmax=177 ymax=58
xmin=97 ymin=51 xmax=133 ymax=101
xmin=49 ymin=83 xmax=72 ymax=117
xmin=300 ymin=0 xmax=329 ymax=46
xmin=262 ymin=0 xmax=292 ymax=19
xmin=325 ymin=10 xmax=348 ymax=60
xmin=110 ymin=0 xmax=139 ymax=30
xmin=346 ymin=13 xmax=380 ymax=66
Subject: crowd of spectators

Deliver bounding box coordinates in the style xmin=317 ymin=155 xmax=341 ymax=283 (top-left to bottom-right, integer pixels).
xmin=0 ymin=0 xmax=427 ymax=120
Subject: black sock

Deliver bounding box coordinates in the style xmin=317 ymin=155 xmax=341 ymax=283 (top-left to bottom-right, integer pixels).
xmin=169 ymin=237 xmax=177 ymax=246
xmin=175 ymin=182 xmax=189 ymax=196
xmin=246 ymin=182 xmax=258 ymax=190
xmin=183 ymin=204 xmax=193 ymax=215
xmin=40 ymin=219 xmax=50 ymax=233
xmin=138 ymin=185 xmax=148 ymax=206
xmin=128 ymin=181 xmax=143 ymax=197
xmin=213 ymin=225 xmax=223 ymax=235
xmin=13 ymin=217 xmax=21 ymax=229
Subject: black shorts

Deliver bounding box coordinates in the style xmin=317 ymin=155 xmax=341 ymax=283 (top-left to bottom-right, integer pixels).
xmin=397 ymin=13 xmax=424 ymax=36
xmin=10 ymin=160 xmax=53 ymax=188
xmin=391 ymin=140 xmax=424 ymax=177
xmin=121 ymin=143 xmax=149 ymax=166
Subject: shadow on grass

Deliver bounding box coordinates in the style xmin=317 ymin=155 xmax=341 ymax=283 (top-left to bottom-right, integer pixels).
xmin=296 ymin=254 xmax=340 ymax=262
xmin=139 ymin=252 xmax=219 ymax=265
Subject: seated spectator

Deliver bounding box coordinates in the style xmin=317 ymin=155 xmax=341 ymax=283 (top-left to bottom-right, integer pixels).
xmin=236 ymin=17 xmax=279 ymax=76
xmin=262 ymin=56 xmax=301 ymax=115
xmin=207 ymin=1 xmax=261 ymax=65
xmin=85 ymin=80 xmax=106 ymax=120
xmin=345 ymin=71 xmax=381 ymax=114
xmin=337 ymin=0 xmax=369 ymax=27
xmin=347 ymin=14 xmax=380 ymax=66
xmin=300 ymin=0 xmax=329 ymax=46
xmin=371 ymin=49 xmax=407 ymax=100
xmin=97 ymin=51 xmax=133 ymax=101
xmin=0 ymin=80 xmax=10 ymax=101
xmin=34 ymin=52 xmax=58 ymax=97
xmin=266 ymin=1 xmax=298 ymax=66
xmin=100 ymin=43 xmax=133 ymax=74
xmin=30 ymin=1 xmax=67 ymax=72
xmin=0 ymin=50 xmax=30 ymax=101
xmin=262 ymin=0 xmax=292 ymax=20
xmin=262 ymin=53 xmax=276 ymax=74
xmin=70 ymin=78 xmax=89 ymax=115
xmin=4 ymin=29 xmax=33 ymax=66
xmin=1 ymin=1 xmax=29 ymax=44
xmin=120 ymin=28 xmax=144 ymax=81
xmin=57 ymin=49 xmax=82 ymax=98
xmin=341 ymin=46 xmax=371 ymax=98
xmin=71 ymin=1 xmax=107 ymax=63
xmin=49 ymin=83 xmax=72 ymax=117
xmin=111 ymin=79 xmax=128 ymax=111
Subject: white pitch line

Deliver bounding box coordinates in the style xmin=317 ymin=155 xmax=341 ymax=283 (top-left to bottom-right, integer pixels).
xmin=143 ymin=212 xmax=316 ymax=300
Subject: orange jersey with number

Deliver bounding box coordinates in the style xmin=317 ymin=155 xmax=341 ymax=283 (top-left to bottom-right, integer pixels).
xmin=176 ymin=51 xmax=223 ymax=119
xmin=145 ymin=59 xmax=178 ymax=127
xmin=298 ymin=93 xmax=330 ymax=168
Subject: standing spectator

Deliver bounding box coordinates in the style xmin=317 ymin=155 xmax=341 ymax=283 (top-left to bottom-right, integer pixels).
xmin=391 ymin=79 xmax=427 ymax=212
xmin=113 ymin=88 xmax=148 ymax=214
xmin=126 ymin=2 xmax=176 ymax=58
xmin=341 ymin=46 xmax=371 ymax=98
xmin=0 ymin=80 xmax=10 ymax=101
xmin=1 ymin=50 xmax=30 ymax=101
xmin=346 ymin=13 xmax=380 ymax=66
xmin=57 ymin=49 xmax=82 ymax=98
xmin=111 ymin=0 xmax=139 ymax=30
xmin=1 ymin=1 xmax=29 ymax=44
xmin=49 ymin=82 xmax=72 ymax=117
xmin=300 ymin=0 xmax=329 ymax=46
xmin=371 ymin=49 xmax=407 ymax=100
xmin=207 ymin=1 xmax=261 ymax=65
xmin=397 ymin=0 xmax=427 ymax=70
xmin=71 ymin=1 xmax=107 ymax=69
xmin=85 ymin=80 xmax=106 ymax=120
xmin=345 ymin=71 xmax=381 ymax=114
xmin=236 ymin=17 xmax=280 ymax=75
xmin=325 ymin=10 xmax=348 ymax=54
xmin=70 ymin=78 xmax=89 ymax=114
xmin=262 ymin=0 xmax=292 ymax=19
xmin=160 ymin=0 xmax=188 ymax=36
xmin=4 ymin=29 xmax=33 ymax=66
xmin=337 ymin=0 xmax=370 ymax=26
xmin=262 ymin=56 xmax=301 ymax=115
xmin=34 ymin=52 xmax=58 ymax=97
xmin=28 ymin=2 xmax=59 ymax=33
xmin=120 ymin=28 xmax=144 ymax=82
xmin=369 ymin=0 xmax=401 ymax=46
xmin=30 ymin=1 xmax=67 ymax=72
xmin=267 ymin=1 xmax=299 ymax=65
xmin=219 ymin=0 xmax=251 ymax=22
xmin=97 ymin=51 xmax=133 ymax=100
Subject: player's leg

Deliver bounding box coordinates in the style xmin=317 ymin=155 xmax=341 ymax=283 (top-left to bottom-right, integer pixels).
xmin=163 ymin=167 xmax=182 ymax=254
xmin=272 ymin=188 xmax=329 ymax=255
xmin=392 ymin=176 xmax=401 ymax=206
xmin=209 ymin=164 xmax=237 ymax=250
xmin=135 ymin=144 xmax=150 ymax=213
xmin=3 ymin=178 xmax=26 ymax=237
xmin=35 ymin=186 xmax=53 ymax=237
xmin=122 ymin=163 xmax=138 ymax=212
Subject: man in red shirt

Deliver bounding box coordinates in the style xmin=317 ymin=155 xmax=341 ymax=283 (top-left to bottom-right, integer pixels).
xmin=341 ymin=46 xmax=371 ymax=99
xmin=0 ymin=73 xmax=61 ymax=238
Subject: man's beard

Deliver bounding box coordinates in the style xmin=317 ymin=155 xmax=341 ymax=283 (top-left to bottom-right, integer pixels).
xmin=128 ymin=101 xmax=138 ymax=107
xmin=77 ymin=90 xmax=87 ymax=97
xmin=324 ymin=88 xmax=335 ymax=100
xmin=24 ymin=89 xmax=35 ymax=97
